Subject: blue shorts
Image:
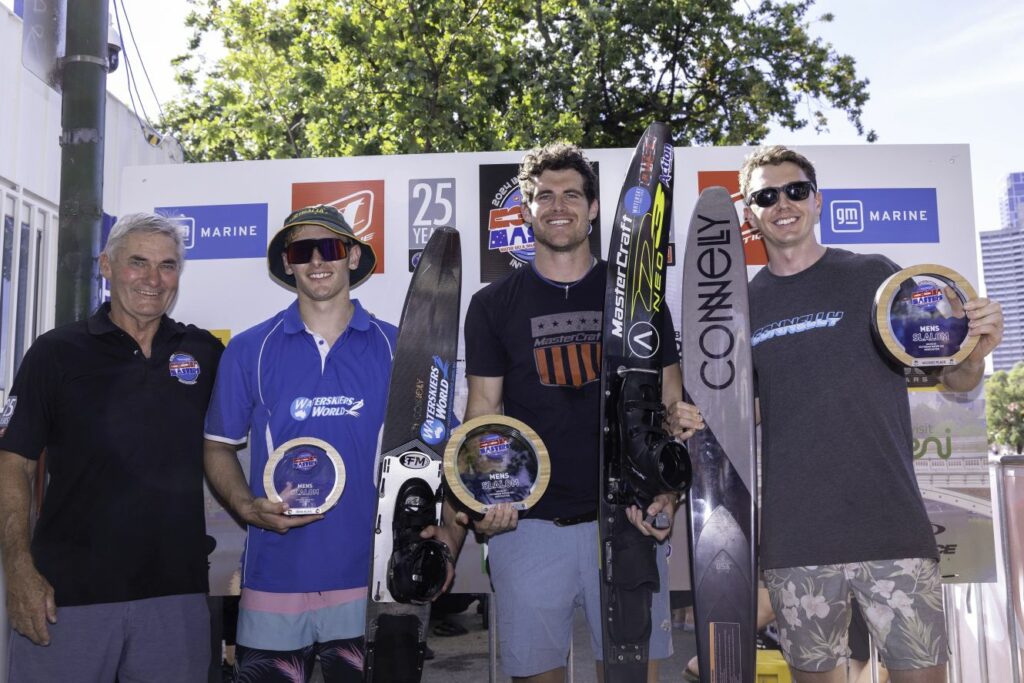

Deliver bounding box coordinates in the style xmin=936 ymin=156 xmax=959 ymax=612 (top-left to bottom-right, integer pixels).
xmin=7 ymin=593 xmax=209 ymax=683
xmin=488 ymin=519 xmax=672 ymax=677
xmin=237 ymin=587 xmax=366 ymax=651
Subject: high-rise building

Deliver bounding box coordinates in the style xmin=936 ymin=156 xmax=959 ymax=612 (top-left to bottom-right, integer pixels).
xmin=980 ymin=225 xmax=1024 ymax=372
xmin=1001 ymin=172 xmax=1024 ymax=231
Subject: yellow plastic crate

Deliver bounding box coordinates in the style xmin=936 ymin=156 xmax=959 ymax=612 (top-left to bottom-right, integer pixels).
xmin=756 ymin=649 xmax=793 ymax=683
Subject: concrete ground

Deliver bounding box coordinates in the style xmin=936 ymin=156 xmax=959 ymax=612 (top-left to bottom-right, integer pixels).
xmin=421 ymin=597 xmax=697 ymax=683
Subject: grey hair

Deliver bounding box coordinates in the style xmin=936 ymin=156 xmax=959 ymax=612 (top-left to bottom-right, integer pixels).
xmin=102 ymin=212 xmax=187 ymax=265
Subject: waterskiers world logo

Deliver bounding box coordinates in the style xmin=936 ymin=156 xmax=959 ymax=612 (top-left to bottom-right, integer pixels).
xmin=419 ymin=356 xmax=452 ymax=445
xmin=290 ymin=395 xmax=364 ymax=421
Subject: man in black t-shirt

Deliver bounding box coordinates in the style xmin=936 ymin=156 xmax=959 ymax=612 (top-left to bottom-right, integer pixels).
xmin=741 ymin=145 xmax=1003 ymax=683
xmin=428 ymin=144 xmax=702 ymax=683
xmin=0 ymin=213 xmax=222 ymax=682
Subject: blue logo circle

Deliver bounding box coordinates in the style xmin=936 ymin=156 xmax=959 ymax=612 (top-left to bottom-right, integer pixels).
xmin=290 ymin=397 xmax=313 ymax=421
xmin=168 ymin=352 xmax=200 ymax=385
xmin=420 ymin=418 xmax=446 ymax=445
xmin=623 ymin=186 xmax=651 ymax=216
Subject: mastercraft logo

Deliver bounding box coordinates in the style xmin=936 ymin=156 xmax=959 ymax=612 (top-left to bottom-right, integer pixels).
xmin=155 ymin=203 xmax=268 ymax=260
xmin=821 ymin=189 xmax=939 ymax=244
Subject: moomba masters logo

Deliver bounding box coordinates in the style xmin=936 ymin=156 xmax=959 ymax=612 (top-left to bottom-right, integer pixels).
xmin=292 ymin=180 xmax=386 ymax=273
xmin=696 ymin=171 xmax=768 ymax=267
xmin=477 ymin=163 xmax=602 ymax=283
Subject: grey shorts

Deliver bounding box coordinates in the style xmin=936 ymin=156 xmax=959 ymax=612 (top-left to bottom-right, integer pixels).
xmin=487 ymin=519 xmax=672 ymax=677
xmin=763 ymin=558 xmax=948 ymax=672
xmin=7 ymin=593 xmax=210 ymax=683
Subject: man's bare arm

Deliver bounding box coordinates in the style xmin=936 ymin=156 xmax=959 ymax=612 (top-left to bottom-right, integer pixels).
xmin=0 ymin=450 xmax=57 ymax=645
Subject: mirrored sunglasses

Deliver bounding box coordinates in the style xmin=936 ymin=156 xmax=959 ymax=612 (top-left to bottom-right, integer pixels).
xmin=286 ymin=237 xmax=350 ymax=264
xmin=747 ymin=180 xmax=816 ymax=208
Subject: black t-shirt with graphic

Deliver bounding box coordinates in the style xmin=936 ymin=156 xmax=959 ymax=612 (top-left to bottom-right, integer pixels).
xmin=750 ymin=248 xmax=937 ymax=569
xmin=465 ymin=260 xmax=678 ymax=520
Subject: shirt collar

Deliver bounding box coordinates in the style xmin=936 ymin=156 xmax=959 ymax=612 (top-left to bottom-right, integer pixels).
xmin=86 ymin=302 xmax=182 ymax=341
xmin=282 ymin=298 xmax=371 ymax=335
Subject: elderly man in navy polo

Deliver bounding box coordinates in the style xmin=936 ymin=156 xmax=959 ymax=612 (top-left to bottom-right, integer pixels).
xmin=0 ymin=213 xmax=223 ymax=681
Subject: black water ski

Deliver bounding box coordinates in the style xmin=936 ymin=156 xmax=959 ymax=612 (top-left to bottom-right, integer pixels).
xmin=599 ymin=122 xmax=690 ymax=682
xmin=364 ymin=227 xmax=461 ymax=683
xmin=682 ymin=188 xmax=757 ymax=683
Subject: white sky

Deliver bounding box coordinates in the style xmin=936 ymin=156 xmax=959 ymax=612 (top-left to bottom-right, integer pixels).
xmin=5 ymin=0 xmax=1021 ymax=232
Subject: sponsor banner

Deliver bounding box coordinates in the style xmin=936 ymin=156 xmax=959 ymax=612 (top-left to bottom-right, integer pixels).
xmin=926 ymin=505 xmax=997 ymax=583
xmin=408 ymin=178 xmax=456 ymax=272
xmin=820 ymin=188 xmax=940 ymax=244
xmin=292 ymin=180 xmax=386 ymax=273
xmin=696 ymin=170 xmax=767 ymax=266
xmin=911 ymin=389 xmax=993 ymax=582
xmin=155 ymin=203 xmax=268 ymax=260
xmin=478 ymin=163 xmax=601 ymax=283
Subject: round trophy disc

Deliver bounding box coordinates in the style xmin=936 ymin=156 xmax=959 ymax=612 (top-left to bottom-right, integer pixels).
xmin=872 ymin=264 xmax=978 ymax=367
xmin=443 ymin=415 xmax=550 ymax=515
xmin=263 ymin=437 xmax=346 ymax=515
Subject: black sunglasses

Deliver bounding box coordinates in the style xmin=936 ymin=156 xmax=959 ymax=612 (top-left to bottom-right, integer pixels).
xmin=286 ymin=237 xmax=350 ymax=264
xmin=747 ymin=181 xmax=817 ymax=208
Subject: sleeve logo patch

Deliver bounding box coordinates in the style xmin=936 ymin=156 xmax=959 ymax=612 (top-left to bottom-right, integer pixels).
xmin=0 ymin=396 xmax=17 ymax=437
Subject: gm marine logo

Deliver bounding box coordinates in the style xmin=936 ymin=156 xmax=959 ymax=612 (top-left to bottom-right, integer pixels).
xmin=292 ymin=180 xmax=386 ymax=273
xmin=821 ymin=189 xmax=939 ymax=244
xmin=830 ymin=200 xmax=864 ymax=232
xmin=155 ymin=203 xmax=268 ymax=260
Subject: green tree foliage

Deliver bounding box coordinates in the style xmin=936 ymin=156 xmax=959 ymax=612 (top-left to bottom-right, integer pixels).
xmin=163 ymin=0 xmax=875 ymax=161
xmin=986 ymin=362 xmax=1024 ymax=453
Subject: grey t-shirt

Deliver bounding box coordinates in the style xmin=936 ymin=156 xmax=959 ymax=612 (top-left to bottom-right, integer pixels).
xmin=749 ymin=248 xmax=937 ymax=569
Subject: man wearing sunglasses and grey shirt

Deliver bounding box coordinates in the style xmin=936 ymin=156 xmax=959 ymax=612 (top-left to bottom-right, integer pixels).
xmin=741 ymin=146 xmax=1003 ymax=683
xmin=203 ymin=205 xmax=397 ymax=682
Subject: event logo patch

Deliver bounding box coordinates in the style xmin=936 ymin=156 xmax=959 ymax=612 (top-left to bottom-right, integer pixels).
xmin=478 ymin=164 xmax=601 ymax=283
xmin=820 ymin=189 xmax=939 ymax=244
xmin=696 ymin=171 xmax=766 ymax=266
xmin=155 ymin=204 xmax=268 ymax=260
xmin=292 ymin=180 xmax=386 ymax=273
xmin=168 ymin=352 xmax=201 ymax=385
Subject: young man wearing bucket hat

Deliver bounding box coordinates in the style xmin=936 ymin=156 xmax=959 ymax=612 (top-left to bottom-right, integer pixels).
xmin=203 ymin=204 xmax=397 ymax=682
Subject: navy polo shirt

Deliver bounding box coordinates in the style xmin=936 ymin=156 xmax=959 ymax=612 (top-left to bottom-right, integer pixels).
xmin=0 ymin=303 xmax=223 ymax=606
xmin=204 ymin=299 xmax=397 ymax=593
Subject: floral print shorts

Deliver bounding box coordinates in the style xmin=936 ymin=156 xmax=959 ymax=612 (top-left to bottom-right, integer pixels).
xmin=763 ymin=558 xmax=947 ymax=672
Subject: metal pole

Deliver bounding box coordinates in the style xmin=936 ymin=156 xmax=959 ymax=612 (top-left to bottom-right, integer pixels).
xmin=945 ymin=584 xmax=963 ymax=683
xmin=55 ymin=0 xmax=108 ymax=325
xmin=976 ymin=583 xmax=990 ymax=683
xmin=995 ymin=457 xmax=1023 ymax=682
xmin=488 ymin=595 xmax=498 ymax=683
